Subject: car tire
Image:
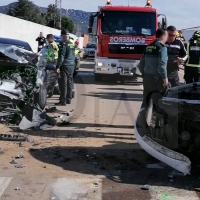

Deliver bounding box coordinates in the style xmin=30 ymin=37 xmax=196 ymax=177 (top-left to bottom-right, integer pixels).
xmin=34 ymin=84 xmax=47 ymax=110
xmin=72 ymin=90 xmax=75 ymax=99
xmin=95 ymin=74 xmax=103 ymax=82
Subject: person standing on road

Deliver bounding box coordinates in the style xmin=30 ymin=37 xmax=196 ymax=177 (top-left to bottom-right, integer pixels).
xmin=46 ymin=34 xmax=59 ymax=63
xmin=184 ymin=31 xmax=200 ymax=84
xmin=165 ymin=26 xmax=188 ymax=87
xmin=36 ymin=32 xmax=46 ymax=52
xmin=138 ymin=29 xmax=168 ymax=111
xmin=45 ymin=34 xmax=59 ymax=97
xmin=75 ymin=39 xmax=79 ymax=47
xmin=55 ymin=30 xmax=75 ymax=106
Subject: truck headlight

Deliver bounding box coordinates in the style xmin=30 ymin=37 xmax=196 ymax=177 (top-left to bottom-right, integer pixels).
xmin=97 ymin=62 xmax=103 ymax=67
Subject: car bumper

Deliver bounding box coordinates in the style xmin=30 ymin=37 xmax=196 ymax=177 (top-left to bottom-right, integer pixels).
xmin=94 ymin=57 xmax=142 ymax=77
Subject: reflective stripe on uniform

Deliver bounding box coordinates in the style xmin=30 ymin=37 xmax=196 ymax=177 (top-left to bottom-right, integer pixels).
xmin=186 ymin=43 xmax=200 ymax=67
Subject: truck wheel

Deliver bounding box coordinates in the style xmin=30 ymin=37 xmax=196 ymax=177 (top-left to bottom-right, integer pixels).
xmin=95 ymin=74 xmax=103 ymax=82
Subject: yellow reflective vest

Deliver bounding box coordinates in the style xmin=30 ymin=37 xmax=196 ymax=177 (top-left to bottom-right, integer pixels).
xmin=45 ymin=41 xmax=59 ymax=62
xmin=69 ymin=39 xmax=79 ymax=55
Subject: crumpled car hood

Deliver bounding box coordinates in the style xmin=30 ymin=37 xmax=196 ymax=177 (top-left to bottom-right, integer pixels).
xmin=0 ymin=44 xmax=38 ymax=65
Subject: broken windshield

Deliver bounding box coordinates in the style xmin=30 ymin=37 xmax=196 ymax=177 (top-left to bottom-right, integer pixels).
xmin=101 ymin=11 xmax=156 ymax=36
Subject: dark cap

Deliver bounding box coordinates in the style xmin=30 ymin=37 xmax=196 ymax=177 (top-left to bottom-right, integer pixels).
xmin=61 ymin=30 xmax=69 ymax=35
xmin=47 ymin=34 xmax=53 ymax=39
xmin=167 ymin=26 xmax=176 ymax=32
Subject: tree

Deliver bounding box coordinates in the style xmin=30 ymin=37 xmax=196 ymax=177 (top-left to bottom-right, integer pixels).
xmin=7 ymin=0 xmax=45 ymax=25
xmin=45 ymin=4 xmax=57 ymax=28
xmin=61 ymin=16 xmax=74 ymax=33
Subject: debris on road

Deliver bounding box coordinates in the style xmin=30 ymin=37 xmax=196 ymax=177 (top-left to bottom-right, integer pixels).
xmin=19 ymin=104 xmax=57 ymax=130
xmin=46 ymin=106 xmax=73 ymax=117
xmin=10 ymin=159 xmax=17 ymax=164
xmin=0 ymin=147 xmax=4 ymax=154
xmin=140 ymin=184 xmax=150 ymax=190
xmin=15 ymin=187 xmax=20 ymax=190
xmin=15 ymin=153 xmax=24 ymax=159
xmin=0 ymin=134 xmax=27 ymax=141
xmin=45 ymin=106 xmax=57 ymax=113
xmin=19 ymin=141 xmax=23 ymax=147
xmin=14 ymin=164 xmax=25 ymax=168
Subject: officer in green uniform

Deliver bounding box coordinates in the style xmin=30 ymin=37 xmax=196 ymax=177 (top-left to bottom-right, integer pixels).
xmin=184 ymin=31 xmax=200 ymax=84
xmin=55 ymin=30 xmax=75 ymax=106
xmin=138 ymin=29 xmax=169 ymax=111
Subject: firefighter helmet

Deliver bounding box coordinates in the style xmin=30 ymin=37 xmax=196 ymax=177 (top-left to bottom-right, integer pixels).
xmin=193 ymin=30 xmax=200 ymax=38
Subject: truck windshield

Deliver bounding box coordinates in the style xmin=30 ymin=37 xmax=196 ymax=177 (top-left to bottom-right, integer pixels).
xmin=101 ymin=11 xmax=156 ymax=36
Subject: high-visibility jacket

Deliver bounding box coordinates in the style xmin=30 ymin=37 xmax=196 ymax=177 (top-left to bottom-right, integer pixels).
xmin=69 ymin=39 xmax=79 ymax=55
xmin=45 ymin=41 xmax=59 ymax=62
xmin=185 ymin=40 xmax=200 ymax=67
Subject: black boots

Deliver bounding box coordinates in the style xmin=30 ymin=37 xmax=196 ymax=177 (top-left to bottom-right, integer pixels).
xmin=55 ymin=101 xmax=66 ymax=106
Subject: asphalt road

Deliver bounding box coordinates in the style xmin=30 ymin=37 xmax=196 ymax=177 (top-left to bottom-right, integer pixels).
xmin=0 ymin=60 xmax=200 ymax=200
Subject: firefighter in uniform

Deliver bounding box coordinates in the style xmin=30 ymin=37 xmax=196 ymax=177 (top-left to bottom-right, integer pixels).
xmin=56 ymin=30 xmax=75 ymax=106
xmin=184 ymin=31 xmax=200 ymax=83
xmin=138 ymin=29 xmax=168 ymax=111
xmin=165 ymin=26 xmax=188 ymax=87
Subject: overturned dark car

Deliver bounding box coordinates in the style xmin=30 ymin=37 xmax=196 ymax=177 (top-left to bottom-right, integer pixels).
xmin=135 ymin=83 xmax=200 ymax=175
xmin=0 ymin=43 xmax=55 ymax=129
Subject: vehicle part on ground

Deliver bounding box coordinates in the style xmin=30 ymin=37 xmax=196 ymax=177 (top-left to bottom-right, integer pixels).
xmin=19 ymin=104 xmax=57 ymax=130
xmin=134 ymin=82 xmax=200 ymax=175
xmin=0 ymin=133 xmax=27 ymax=141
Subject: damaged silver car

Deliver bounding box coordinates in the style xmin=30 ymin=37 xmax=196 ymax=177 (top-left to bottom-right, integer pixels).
xmin=0 ymin=44 xmax=52 ymax=125
xmin=135 ymin=83 xmax=200 ymax=175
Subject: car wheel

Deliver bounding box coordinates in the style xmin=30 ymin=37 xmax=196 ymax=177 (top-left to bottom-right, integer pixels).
xmin=95 ymin=74 xmax=103 ymax=82
xmin=72 ymin=90 xmax=75 ymax=99
xmin=34 ymin=84 xmax=47 ymax=110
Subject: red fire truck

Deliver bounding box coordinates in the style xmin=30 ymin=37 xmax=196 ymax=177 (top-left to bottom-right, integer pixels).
xmin=88 ymin=0 xmax=167 ymax=81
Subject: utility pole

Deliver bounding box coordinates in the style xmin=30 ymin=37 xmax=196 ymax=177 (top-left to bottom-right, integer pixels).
xmin=55 ymin=0 xmax=62 ymax=29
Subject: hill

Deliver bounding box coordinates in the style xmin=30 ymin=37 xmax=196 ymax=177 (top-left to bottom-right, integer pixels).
xmin=0 ymin=2 xmax=91 ymax=34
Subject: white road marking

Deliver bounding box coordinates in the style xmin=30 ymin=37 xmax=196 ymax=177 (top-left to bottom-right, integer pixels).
xmin=140 ymin=85 xmax=144 ymax=90
xmin=0 ymin=177 xmax=12 ymax=198
xmin=50 ymin=178 xmax=102 ymax=200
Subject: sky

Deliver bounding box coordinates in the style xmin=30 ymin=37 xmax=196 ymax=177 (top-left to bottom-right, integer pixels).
xmin=0 ymin=0 xmax=199 ymax=29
